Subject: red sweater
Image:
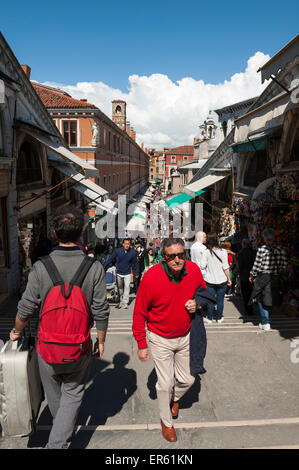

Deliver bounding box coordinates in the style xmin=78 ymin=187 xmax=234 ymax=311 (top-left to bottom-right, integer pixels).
xmin=132 ymin=261 xmax=206 ymax=349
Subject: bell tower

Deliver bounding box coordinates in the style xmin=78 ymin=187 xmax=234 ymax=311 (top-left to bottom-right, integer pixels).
xmin=112 ymin=100 xmax=127 ymax=131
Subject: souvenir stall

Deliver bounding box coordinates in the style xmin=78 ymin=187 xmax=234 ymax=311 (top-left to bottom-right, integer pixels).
xmin=233 ymin=174 xmax=299 ymax=316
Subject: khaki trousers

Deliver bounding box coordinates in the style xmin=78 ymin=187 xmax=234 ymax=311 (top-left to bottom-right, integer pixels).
xmin=148 ymin=330 xmax=195 ymax=427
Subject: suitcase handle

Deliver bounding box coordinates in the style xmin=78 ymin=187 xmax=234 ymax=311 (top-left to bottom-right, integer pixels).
xmin=11 ymin=340 xmax=19 ymax=351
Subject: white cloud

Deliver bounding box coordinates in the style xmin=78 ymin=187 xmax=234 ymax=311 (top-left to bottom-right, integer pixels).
xmin=42 ymin=51 xmax=270 ymax=150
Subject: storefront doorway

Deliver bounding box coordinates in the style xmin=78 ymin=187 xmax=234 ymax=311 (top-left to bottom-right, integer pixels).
xmin=18 ymin=211 xmax=51 ymax=279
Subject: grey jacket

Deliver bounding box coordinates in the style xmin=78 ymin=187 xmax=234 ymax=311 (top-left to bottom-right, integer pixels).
xmin=17 ymin=247 xmax=110 ymax=331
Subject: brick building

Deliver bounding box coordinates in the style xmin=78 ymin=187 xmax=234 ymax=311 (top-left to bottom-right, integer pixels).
xmin=32 ymin=83 xmax=150 ymax=217
xmin=0 ymin=34 xmax=108 ymax=299
xmin=163 ymin=145 xmax=194 ymax=194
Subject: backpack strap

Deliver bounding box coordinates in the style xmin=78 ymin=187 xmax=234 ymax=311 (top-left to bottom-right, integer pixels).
xmin=70 ymin=256 xmax=96 ymax=288
xmin=39 ymin=255 xmax=64 ymax=286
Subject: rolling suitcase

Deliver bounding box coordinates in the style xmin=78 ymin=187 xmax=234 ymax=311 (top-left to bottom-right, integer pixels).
xmin=0 ymin=336 xmax=44 ymax=436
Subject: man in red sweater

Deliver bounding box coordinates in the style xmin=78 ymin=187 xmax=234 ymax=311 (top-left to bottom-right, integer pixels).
xmin=132 ymin=237 xmax=206 ymax=442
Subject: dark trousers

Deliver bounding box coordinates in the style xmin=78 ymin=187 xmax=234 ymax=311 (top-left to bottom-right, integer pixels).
xmin=240 ymin=281 xmax=253 ymax=314
xmin=133 ymin=273 xmax=143 ymax=293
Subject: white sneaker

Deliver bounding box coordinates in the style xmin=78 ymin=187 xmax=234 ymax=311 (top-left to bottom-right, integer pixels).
xmin=204 ymin=318 xmax=212 ymax=324
xmin=259 ymin=323 xmax=271 ymax=331
xmin=217 ymin=318 xmax=224 ymax=324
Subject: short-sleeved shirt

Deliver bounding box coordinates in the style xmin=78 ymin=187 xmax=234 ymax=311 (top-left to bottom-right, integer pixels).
xmin=200 ymin=248 xmax=229 ymax=285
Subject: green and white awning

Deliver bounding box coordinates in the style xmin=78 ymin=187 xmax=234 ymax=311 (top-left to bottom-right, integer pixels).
xmin=230 ymin=135 xmax=267 ymax=153
xmin=165 ymin=189 xmax=206 ymax=211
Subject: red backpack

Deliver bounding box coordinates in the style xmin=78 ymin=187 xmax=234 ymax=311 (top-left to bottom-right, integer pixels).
xmin=36 ymin=255 xmax=95 ymax=364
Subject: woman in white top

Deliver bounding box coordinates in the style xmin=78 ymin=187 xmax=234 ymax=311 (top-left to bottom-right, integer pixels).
xmin=200 ymin=233 xmax=232 ymax=323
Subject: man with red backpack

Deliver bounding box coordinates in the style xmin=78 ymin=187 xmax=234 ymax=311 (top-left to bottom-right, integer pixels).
xmin=10 ymin=205 xmax=110 ymax=449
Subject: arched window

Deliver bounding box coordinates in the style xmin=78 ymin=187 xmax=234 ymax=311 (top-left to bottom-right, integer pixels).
xmin=243 ymin=150 xmax=269 ymax=188
xmin=115 ymin=105 xmax=122 ymax=113
xmin=17 ymin=141 xmax=42 ymax=185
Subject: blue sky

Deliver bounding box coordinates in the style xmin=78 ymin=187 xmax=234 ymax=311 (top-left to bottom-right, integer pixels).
xmin=1 ymin=0 xmax=298 ymax=148
xmin=1 ymin=0 xmax=298 ymax=90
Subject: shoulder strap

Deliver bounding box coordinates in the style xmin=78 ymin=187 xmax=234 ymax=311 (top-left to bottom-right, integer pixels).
xmin=212 ymin=249 xmax=223 ymax=264
xmin=39 ymin=256 xmax=63 ymax=286
xmin=70 ymin=256 xmax=96 ymax=287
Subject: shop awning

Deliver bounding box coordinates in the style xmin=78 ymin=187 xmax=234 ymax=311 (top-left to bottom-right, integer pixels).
xmin=26 ymin=129 xmax=99 ymax=178
xmin=50 ymin=159 xmax=117 ymax=215
xmin=127 ymin=202 xmax=147 ymax=217
xmin=165 ymin=189 xmax=206 ymax=210
xmin=184 ymin=174 xmax=229 ymax=198
xmin=178 ymin=160 xmax=207 ymax=170
xmin=126 ymin=215 xmax=147 ymax=235
xmin=231 ymin=134 xmax=267 ymax=153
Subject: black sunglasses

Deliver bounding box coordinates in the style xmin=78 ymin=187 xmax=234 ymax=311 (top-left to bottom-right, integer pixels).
xmin=165 ymin=252 xmax=185 ymax=261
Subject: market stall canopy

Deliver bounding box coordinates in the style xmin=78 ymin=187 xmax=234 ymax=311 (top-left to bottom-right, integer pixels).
xmin=184 ymin=174 xmax=229 ymax=198
xmin=26 ymin=129 xmax=99 ymax=178
xmin=144 ymin=186 xmax=155 ymax=197
xmin=165 ymin=189 xmax=206 ymax=211
xmin=231 ymin=130 xmax=275 ymax=153
xmin=257 ymin=34 xmax=299 ymax=84
xmin=94 ymin=198 xmax=117 ymax=215
xmin=178 ymin=160 xmax=207 ymax=170
xmin=127 ymin=202 xmax=147 ymax=218
xmin=126 ymin=214 xmax=147 ymax=236
xmin=48 ymin=156 xmax=117 ymax=215
xmin=232 ymin=87 xmax=299 ymax=151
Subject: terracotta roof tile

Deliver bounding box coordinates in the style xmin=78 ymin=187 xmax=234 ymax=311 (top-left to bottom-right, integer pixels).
xmin=165 ymin=145 xmax=194 ymax=155
xmin=32 ymin=83 xmax=98 ymax=109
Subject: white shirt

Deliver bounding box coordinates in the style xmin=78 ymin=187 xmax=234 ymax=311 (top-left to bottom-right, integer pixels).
xmin=200 ymin=248 xmax=229 ymax=285
xmin=190 ymin=242 xmax=207 ymax=277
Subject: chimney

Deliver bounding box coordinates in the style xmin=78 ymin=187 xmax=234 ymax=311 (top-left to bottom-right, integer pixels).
xmin=130 ymin=127 xmax=135 ymax=140
xmin=126 ymin=121 xmax=130 ymax=135
xmin=141 ymin=143 xmax=144 ymax=150
xmin=21 ymin=65 xmax=31 ymax=80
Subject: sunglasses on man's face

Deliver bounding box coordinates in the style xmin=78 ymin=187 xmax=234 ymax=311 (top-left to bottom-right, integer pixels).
xmin=164 ymin=252 xmax=185 ymax=261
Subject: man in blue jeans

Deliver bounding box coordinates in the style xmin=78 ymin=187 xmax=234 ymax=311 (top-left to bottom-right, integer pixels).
xmin=249 ymin=228 xmax=287 ymax=331
xmin=103 ymin=238 xmax=139 ymax=309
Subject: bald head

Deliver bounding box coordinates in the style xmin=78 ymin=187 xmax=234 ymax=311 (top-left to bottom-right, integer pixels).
xmin=196 ymin=231 xmax=206 ymax=244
